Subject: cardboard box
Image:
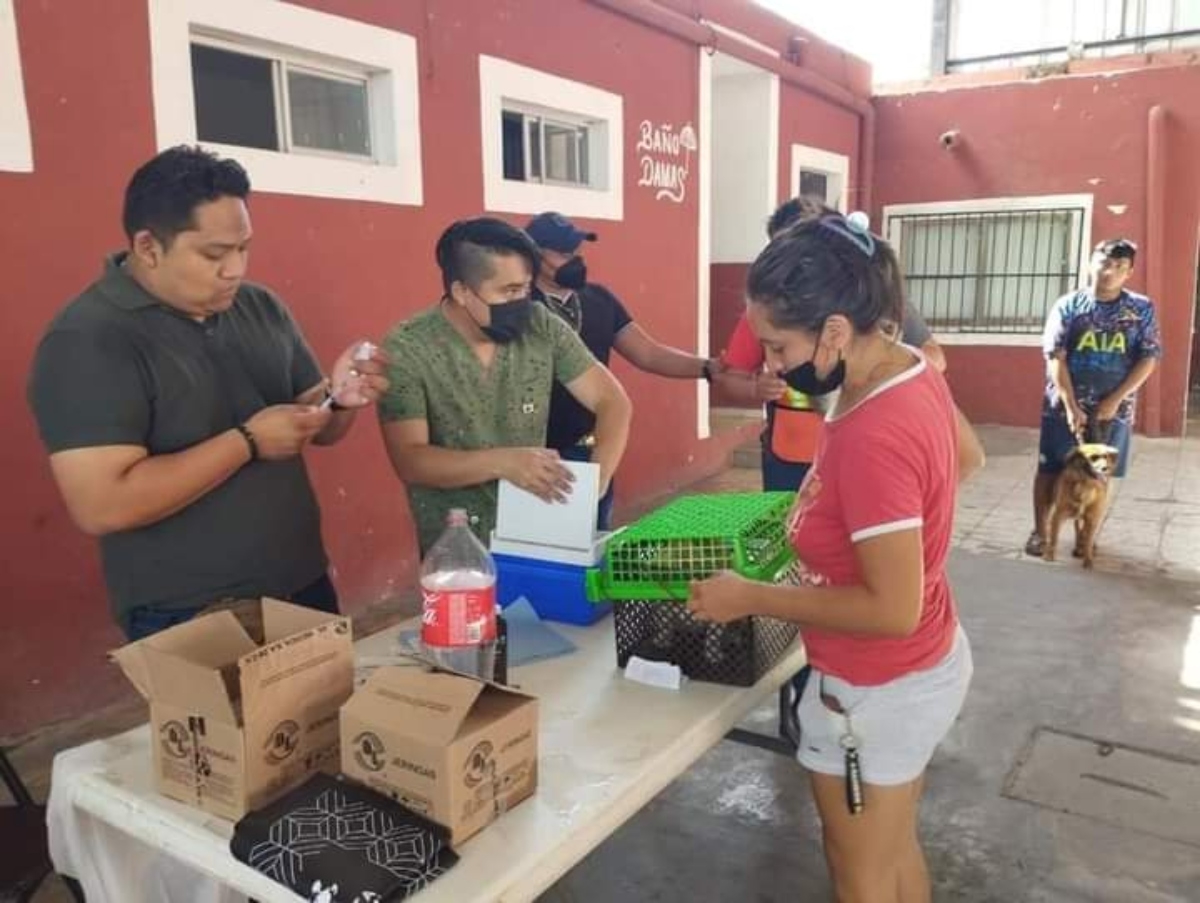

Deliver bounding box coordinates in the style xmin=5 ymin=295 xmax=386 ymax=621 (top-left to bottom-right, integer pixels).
xmin=111 ymin=598 xmax=354 ymax=821
xmin=340 ymin=665 xmax=538 ymax=845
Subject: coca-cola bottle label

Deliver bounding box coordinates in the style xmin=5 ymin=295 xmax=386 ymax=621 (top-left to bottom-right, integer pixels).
xmin=421 ymin=584 xmax=497 ymax=646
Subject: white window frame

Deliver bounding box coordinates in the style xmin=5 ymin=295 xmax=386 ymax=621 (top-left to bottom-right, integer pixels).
xmin=790 ymin=144 xmax=849 ymax=213
xmin=0 ymin=0 xmax=32 ymax=173
xmin=148 ymin=0 xmax=422 ymax=206
xmin=189 ymin=34 xmax=375 ymax=163
xmin=501 ymin=102 xmax=594 ymax=188
xmin=283 ymin=64 xmax=373 ymax=161
xmin=882 ymin=194 xmax=1094 ymax=346
xmin=480 ymin=55 xmax=623 ymax=220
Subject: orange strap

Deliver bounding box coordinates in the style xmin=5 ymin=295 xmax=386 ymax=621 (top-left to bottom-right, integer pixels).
xmin=770 ymin=407 xmax=823 ymax=464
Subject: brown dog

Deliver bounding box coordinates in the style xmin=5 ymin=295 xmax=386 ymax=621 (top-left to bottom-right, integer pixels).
xmin=1043 ymin=444 xmax=1119 ymax=569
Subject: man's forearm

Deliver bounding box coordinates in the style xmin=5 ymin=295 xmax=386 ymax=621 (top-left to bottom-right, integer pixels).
xmin=711 ymin=370 xmax=761 ymax=405
xmin=1106 ymin=357 xmax=1158 ymax=405
xmin=1049 ymin=357 xmax=1078 ymax=408
xmin=641 ymin=343 xmax=709 ymax=379
xmin=387 ymin=443 xmax=506 ymax=490
xmin=67 ymin=430 xmax=251 ymax=535
xmin=590 ymin=395 xmax=632 ymax=490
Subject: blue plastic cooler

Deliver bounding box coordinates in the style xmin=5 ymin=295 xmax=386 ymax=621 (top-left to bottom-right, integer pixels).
xmin=494 ymin=553 xmax=611 ymax=626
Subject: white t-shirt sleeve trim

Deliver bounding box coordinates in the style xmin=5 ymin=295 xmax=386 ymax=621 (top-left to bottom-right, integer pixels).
xmin=851 ymin=517 xmax=924 ymax=543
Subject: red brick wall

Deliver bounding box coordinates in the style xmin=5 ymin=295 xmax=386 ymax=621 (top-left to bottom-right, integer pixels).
xmin=873 ymin=64 xmax=1200 ymax=433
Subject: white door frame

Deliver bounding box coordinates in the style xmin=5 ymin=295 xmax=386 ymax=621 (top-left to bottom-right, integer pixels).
xmin=696 ymin=47 xmax=713 ymax=440
xmin=698 ymin=51 xmax=780 ymax=439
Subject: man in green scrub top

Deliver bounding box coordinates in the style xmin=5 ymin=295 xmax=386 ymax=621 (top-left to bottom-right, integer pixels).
xmin=379 ymin=218 xmax=632 ymax=553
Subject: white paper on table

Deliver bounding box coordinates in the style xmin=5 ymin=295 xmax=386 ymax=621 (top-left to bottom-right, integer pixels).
xmin=495 ymin=460 xmax=599 ymax=551
xmin=623 ymin=656 xmax=685 ymax=690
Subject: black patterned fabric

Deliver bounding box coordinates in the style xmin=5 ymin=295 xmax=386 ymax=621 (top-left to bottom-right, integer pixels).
xmin=230 ymin=774 xmax=457 ymax=902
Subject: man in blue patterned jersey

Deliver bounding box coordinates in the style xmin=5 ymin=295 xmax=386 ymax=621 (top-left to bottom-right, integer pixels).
xmin=1025 ymin=238 xmax=1162 ymax=557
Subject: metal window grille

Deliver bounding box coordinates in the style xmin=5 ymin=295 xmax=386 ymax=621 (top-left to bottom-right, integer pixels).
xmin=947 ymin=0 xmax=1200 ymax=73
xmin=890 ymin=207 xmax=1086 ymax=334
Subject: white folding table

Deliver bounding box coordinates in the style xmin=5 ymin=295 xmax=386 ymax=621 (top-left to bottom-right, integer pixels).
xmin=48 ymin=617 xmax=806 ymax=903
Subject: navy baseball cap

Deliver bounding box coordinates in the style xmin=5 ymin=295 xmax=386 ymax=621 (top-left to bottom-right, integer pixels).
xmin=525 ymin=212 xmax=597 ymax=253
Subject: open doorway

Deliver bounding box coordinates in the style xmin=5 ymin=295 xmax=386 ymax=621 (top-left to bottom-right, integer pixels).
xmin=699 ymin=50 xmax=779 ymax=439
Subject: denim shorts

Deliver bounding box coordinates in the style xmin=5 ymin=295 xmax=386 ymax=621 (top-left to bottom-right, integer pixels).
xmin=797 ymin=626 xmax=973 ymax=786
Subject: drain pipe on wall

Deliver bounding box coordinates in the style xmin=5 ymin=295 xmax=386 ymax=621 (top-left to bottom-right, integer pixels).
xmin=1144 ymin=104 xmax=1167 ymax=437
xmin=587 ymin=0 xmax=875 ymax=213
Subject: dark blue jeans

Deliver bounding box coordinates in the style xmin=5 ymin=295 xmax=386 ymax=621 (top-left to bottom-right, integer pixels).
xmin=557 ymin=444 xmax=614 ymax=531
xmin=124 ymin=573 xmax=340 ymax=641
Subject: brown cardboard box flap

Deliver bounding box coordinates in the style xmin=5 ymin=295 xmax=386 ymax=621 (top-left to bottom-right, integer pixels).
xmin=236 ymin=615 xmax=353 ymax=715
xmin=197 ymin=598 xmax=267 ymax=644
xmin=109 ymin=609 xmax=257 ymax=702
xmin=260 ymin=597 xmax=348 ymax=641
xmin=397 ymin=653 xmax=538 ymax=702
xmin=109 ymin=643 xmax=153 ymax=701
xmin=350 ymin=667 xmax=486 ymax=747
xmin=140 ymin=645 xmax=241 ymax=723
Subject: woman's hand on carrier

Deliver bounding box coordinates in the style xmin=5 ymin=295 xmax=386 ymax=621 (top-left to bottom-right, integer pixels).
xmin=688 ymin=571 xmax=754 ymax=624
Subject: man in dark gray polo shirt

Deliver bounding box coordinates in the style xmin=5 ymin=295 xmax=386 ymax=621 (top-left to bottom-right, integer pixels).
xmin=27 ymin=146 xmax=388 ymax=639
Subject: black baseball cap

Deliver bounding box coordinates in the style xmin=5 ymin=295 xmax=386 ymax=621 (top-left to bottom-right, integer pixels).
xmin=1094 ymin=238 xmax=1137 ymax=261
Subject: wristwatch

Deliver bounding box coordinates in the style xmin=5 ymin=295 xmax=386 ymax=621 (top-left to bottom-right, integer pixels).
xmin=700 ymin=359 xmax=715 ymax=383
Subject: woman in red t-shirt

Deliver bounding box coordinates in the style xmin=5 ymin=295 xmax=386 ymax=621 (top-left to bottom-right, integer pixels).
xmin=690 ymin=201 xmax=984 ymax=903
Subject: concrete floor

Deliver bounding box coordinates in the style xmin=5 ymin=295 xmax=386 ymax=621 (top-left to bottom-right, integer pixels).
xmin=18 ymin=423 xmax=1200 ymax=902
xmin=537 ymin=425 xmax=1200 ymax=902
xmin=542 ymin=552 xmax=1200 ymax=902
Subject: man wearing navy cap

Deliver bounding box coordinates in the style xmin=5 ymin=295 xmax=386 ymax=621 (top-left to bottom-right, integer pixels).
xmin=526 ymin=212 xmax=722 ymax=530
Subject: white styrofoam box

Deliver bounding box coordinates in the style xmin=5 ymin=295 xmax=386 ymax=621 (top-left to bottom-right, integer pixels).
xmin=496 ymin=460 xmax=600 ymax=551
xmin=489 ymin=529 xmax=618 ymax=567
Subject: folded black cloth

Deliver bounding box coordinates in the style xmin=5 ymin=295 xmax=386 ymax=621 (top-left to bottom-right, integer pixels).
xmin=231 ymin=774 xmax=457 ymax=902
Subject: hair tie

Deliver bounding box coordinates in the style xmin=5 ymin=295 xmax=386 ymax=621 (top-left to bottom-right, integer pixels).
xmin=817 ymin=212 xmax=875 ymax=258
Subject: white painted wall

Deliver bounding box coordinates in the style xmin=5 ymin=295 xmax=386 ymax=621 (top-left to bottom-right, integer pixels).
xmin=711 ymin=71 xmax=776 ymax=263
xmin=0 ymin=0 xmax=32 ymax=172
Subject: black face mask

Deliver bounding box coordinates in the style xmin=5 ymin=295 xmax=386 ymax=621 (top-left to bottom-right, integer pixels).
xmin=782 ymin=350 xmax=846 ymax=397
xmin=477 ymin=295 xmax=533 ymax=344
xmin=554 ymin=256 xmax=588 ymax=291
